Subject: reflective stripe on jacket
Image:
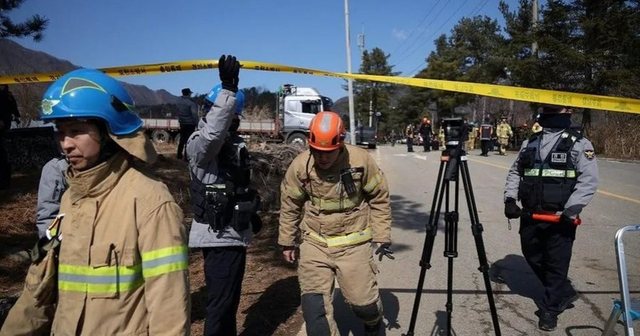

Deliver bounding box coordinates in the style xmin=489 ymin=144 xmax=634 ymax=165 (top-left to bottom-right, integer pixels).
xmin=278 ymin=144 xmax=392 ymax=247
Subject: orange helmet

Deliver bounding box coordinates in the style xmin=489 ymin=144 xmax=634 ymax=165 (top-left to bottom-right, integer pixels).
xmin=308 ymin=111 xmax=345 ymax=151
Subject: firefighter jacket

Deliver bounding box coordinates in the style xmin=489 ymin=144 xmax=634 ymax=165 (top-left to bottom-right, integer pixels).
xmin=504 ymin=128 xmax=599 ymax=218
xmin=186 ymin=89 xmax=253 ymax=248
xmin=4 ymin=151 xmax=190 ymax=335
xmin=278 ymin=144 xmax=392 ymax=247
xmin=36 ymin=157 xmax=68 ymax=238
xmin=496 ymin=122 xmax=513 ymax=139
xmin=405 ymin=124 xmax=416 ymax=138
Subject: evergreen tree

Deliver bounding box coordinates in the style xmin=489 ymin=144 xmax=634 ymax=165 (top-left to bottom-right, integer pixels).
xmin=1 ymin=0 xmax=48 ymax=41
xmin=353 ymin=47 xmax=399 ymax=129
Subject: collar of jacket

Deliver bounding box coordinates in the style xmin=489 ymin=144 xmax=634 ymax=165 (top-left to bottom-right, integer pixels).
xmin=65 ymin=151 xmax=130 ymax=204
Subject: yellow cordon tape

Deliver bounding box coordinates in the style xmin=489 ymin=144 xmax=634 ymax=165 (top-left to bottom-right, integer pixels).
xmin=1 ymin=59 xmax=639 ymax=115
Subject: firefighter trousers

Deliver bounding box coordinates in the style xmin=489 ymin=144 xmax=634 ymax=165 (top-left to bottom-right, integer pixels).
xmin=298 ymin=239 xmax=383 ymax=336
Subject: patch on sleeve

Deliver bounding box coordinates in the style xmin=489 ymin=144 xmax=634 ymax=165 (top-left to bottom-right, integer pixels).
xmin=584 ymin=149 xmax=595 ymax=160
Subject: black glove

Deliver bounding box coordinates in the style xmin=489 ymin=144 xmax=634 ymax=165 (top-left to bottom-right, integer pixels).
xmin=559 ymin=214 xmax=574 ymax=226
xmin=374 ymin=243 xmax=395 ymax=261
xmin=250 ymin=213 xmax=262 ymax=234
xmin=218 ymin=54 xmax=240 ymax=92
xmin=504 ymin=198 xmax=522 ymax=219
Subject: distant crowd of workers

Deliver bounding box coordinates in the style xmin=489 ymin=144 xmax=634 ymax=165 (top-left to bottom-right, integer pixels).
xmin=0 ymin=53 xmax=597 ymax=335
xmin=395 ymin=115 xmax=545 ymax=156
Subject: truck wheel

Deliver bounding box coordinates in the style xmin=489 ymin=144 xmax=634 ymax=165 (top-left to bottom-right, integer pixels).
xmin=151 ymin=130 xmax=170 ymax=144
xmin=287 ymin=133 xmax=307 ymax=148
xmin=173 ymin=133 xmax=181 ymax=145
xmin=367 ymin=144 xmax=377 ymax=149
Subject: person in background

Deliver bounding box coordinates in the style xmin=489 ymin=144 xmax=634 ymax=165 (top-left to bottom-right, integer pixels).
xmin=35 ymin=156 xmax=69 ymax=238
xmin=418 ymin=117 xmax=433 ymax=152
xmin=405 ymin=122 xmax=416 ymax=152
xmin=186 ymin=55 xmax=260 ymax=336
xmin=177 ymin=87 xmax=199 ymax=160
xmin=0 ymin=84 xmax=21 ymax=189
xmin=279 ymin=111 xmax=394 ymax=336
xmin=1 ymin=68 xmax=190 ymax=335
xmin=503 ymin=104 xmax=598 ymax=331
xmin=478 ymin=118 xmax=493 ymax=156
xmin=496 ymin=115 xmax=513 ymax=155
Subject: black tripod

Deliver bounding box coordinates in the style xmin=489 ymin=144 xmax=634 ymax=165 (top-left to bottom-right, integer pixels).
xmin=404 ymin=145 xmax=501 ymax=336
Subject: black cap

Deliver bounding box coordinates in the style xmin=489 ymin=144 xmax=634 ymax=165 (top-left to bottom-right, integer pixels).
xmin=182 ymin=88 xmax=193 ymax=96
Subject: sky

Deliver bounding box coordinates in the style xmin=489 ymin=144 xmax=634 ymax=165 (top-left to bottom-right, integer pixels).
xmin=9 ymin=0 xmax=522 ymax=102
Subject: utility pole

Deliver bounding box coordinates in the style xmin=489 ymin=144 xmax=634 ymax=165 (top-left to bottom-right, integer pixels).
xmin=357 ymin=29 xmax=374 ymax=127
xmin=532 ymin=0 xmax=539 ymax=55
xmin=344 ymin=0 xmax=356 ymax=145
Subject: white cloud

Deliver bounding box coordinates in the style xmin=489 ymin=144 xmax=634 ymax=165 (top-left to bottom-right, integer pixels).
xmin=392 ymin=28 xmax=408 ymax=41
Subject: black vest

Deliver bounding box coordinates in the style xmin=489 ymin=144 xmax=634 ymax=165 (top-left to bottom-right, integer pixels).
xmin=190 ymin=134 xmax=255 ymax=226
xmin=517 ymin=130 xmax=581 ymax=212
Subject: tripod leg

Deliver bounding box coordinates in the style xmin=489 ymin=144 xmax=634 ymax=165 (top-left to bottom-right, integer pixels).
xmin=405 ymin=159 xmax=448 ymax=336
xmin=460 ymin=158 xmax=502 ymax=336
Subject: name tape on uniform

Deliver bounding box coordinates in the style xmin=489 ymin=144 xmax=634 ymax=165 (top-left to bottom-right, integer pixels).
xmin=1 ymin=59 xmax=638 ymax=115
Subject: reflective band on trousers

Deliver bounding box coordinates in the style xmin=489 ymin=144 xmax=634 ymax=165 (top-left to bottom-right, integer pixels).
xmin=307 ymin=227 xmax=372 ymax=247
xmin=58 ymin=245 xmax=188 ymax=294
xmin=523 ymin=168 xmax=576 ymax=178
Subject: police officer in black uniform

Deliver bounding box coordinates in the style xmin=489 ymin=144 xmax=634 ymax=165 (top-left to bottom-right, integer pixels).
xmin=503 ymin=104 xmax=599 ymax=331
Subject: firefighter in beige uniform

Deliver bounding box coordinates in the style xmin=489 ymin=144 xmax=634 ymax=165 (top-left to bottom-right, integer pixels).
xmin=279 ymin=111 xmax=393 ymax=336
xmin=496 ymin=116 xmax=513 ymax=155
xmin=1 ymin=69 xmax=189 ymax=335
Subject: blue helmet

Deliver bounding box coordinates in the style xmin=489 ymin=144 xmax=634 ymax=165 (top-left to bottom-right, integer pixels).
xmin=40 ymin=68 xmax=143 ymax=135
xmin=205 ymin=83 xmax=244 ymax=115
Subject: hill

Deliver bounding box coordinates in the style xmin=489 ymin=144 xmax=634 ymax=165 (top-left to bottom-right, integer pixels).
xmin=0 ymin=38 xmax=181 ymax=120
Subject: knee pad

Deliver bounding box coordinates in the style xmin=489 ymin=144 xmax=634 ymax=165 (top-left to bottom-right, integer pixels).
xmin=301 ymin=293 xmax=331 ymax=336
xmin=351 ymin=299 xmax=383 ymax=324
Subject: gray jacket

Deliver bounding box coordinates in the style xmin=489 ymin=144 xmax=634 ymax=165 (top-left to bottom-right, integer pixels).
xmin=177 ymin=96 xmax=199 ymax=126
xmin=186 ymin=89 xmax=252 ymax=247
xmin=36 ymin=157 xmax=69 ymax=237
xmin=504 ymin=128 xmax=599 ymax=218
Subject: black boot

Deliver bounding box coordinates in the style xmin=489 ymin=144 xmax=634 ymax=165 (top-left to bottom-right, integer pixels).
xmin=538 ymin=311 xmax=558 ymax=331
xmin=364 ymin=320 xmax=382 ymax=336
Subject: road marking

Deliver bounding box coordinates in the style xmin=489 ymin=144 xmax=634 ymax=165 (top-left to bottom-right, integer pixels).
xmin=413 ymin=154 xmax=427 ymax=160
xmin=597 ymin=190 xmax=640 ymax=205
xmin=466 ymin=157 xmax=640 ymax=205
xmin=467 ymin=157 xmax=511 ymax=170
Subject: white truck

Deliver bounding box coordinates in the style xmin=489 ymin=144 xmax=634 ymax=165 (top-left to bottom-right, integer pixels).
xmin=237 ymin=84 xmax=333 ymax=146
xmin=143 ymin=84 xmax=333 ymax=147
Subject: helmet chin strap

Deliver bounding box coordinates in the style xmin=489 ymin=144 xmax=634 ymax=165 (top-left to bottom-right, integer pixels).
xmin=95 ymin=121 xmax=121 ymax=164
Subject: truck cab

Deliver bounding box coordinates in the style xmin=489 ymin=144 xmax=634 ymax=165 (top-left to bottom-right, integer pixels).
xmin=278 ymin=84 xmax=333 ymax=146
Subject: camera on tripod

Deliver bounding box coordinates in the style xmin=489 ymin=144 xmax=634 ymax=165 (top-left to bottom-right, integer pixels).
xmin=442 ymin=118 xmax=469 ymax=148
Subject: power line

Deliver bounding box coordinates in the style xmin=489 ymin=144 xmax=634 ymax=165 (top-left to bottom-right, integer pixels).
xmin=404 ymin=0 xmax=491 ymax=77
xmin=390 ymin=0 xmax=445 ymax=57
xmin=393 ymin=0 xmax=449 ymax=63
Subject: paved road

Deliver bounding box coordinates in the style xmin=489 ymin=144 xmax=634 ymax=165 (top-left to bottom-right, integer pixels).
xmin=298 ymin=144 xmax=640 ymax=336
